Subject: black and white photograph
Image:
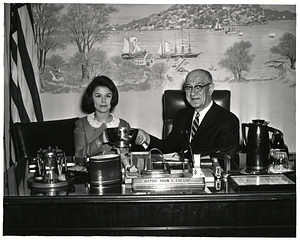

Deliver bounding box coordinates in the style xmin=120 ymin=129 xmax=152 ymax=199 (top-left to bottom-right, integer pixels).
xmin=3 ymin=1 xmax=297 ymax=237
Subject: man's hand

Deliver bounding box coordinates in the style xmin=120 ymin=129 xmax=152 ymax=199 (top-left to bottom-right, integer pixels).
xmin=135 ymin=129 xmax=150 ymax=147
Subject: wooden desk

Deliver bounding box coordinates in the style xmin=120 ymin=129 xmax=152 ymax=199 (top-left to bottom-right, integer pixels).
xmin=3 ymin=159 xmax=296 ymax=237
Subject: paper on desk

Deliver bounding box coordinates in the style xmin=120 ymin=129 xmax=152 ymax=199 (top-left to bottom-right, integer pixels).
xmin=162 ymin=153 xmax=211 ymax=161
xmin=68 ymin=165 xmax=87 ymax=172
xmin=163 ymin=153 xmax=181 ymax=161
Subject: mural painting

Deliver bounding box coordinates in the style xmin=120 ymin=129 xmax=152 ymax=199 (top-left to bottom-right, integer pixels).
xmin=32 ymin=4 xmax=296 ymax=94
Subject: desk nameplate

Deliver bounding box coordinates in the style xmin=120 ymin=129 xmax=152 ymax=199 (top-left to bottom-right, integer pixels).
xmin=132 ymin=176 xmax=205 ymax=192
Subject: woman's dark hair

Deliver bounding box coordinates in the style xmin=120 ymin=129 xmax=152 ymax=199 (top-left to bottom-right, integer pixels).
xmin=82 ymin=75 xmax=119 ymax=113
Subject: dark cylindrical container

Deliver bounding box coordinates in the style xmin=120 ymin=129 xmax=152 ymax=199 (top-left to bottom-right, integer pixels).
xmin=242 ymin=120 xmax=270 ymax=174
xmin=87 ymin=154 xmax=121 ymax=193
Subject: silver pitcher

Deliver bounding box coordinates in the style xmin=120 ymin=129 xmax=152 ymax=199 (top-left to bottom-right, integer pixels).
xmin=34 ymin=146 xmax=65 ymax=183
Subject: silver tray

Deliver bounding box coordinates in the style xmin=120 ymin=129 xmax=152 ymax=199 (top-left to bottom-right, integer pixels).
xmin=28 ymin=176 xmax=74 ymax=189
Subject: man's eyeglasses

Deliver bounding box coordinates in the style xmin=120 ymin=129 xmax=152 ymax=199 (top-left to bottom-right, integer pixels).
xmin=184 ymin=83 xmax=211 ymax=93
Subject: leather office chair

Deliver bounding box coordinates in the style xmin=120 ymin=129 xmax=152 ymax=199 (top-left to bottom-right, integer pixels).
xmin=163 ymin=90 xmax=230 ymax=138
xmin=13 ymin=117 xmax=79 ymax=161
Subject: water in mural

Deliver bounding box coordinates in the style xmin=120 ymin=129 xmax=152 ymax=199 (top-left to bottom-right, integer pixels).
xmin=35 ymin=4 xmax=296 ymax=94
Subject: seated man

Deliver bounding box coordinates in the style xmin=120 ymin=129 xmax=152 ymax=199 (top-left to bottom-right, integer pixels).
xmin=136 ymin=69 xmax=240 ymax=159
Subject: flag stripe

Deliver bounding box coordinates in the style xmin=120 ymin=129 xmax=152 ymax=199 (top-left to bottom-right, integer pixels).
xmin=10 ymin=3 xmax=43 ymax=124
xmin=11 ymin=32 xmax=35 ymax=122
xmin=17 ymin=4 xmax=43 ymax=121
xmin=18 ymin=4 xmax=41 ymax=93
xmin=9 ymin=3 xmax=44 ymax=165
xmin=10 ymin=77 xmax=30 ymax=123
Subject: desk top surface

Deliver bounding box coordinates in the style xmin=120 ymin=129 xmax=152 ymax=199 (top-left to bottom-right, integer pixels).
xmin=4 ymin=157 xmax=296 ymax=201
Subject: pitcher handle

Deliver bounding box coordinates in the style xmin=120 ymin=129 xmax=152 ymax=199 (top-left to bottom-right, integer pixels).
xmin=268 ymin=126 xmax=283 ymax=134
xmin=241 ymin=123 xmax=249 ymax=146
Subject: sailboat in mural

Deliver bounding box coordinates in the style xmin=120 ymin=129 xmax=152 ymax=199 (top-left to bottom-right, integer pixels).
xmin=157 ymin=38 xmax=172 ymax=58
xmin=225 ymin=10 xmax=237 ymax=34
xmin=170 ymin=36 xmax=179 ymax=58
xmin=225 ymin=22 xmax=237 ymax=34
xmin=185 ymin=33 xmax=202 ymax=58
xmin=170 ymin=32 xmax=202 ymax=59
xmin=269 ymin=31 xmax=275 ymax=38
xmin=214 ymin=20 xmax=223 ymax=31
xmin=121 ymin=36 xmax=142 ymax=59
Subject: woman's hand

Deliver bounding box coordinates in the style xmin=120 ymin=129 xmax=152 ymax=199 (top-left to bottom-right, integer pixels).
xmin=135 ymin=129 xmax=150 ymax=147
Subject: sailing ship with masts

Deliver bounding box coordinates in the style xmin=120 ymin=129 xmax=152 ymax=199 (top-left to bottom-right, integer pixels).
xmin=121 ymin=35 xmax=143 ymax=59
xmin=225 ymin=21 xmax=237 ymax=34
xmin=157 ymin=38 xmax=172 ymax=59
xmin=225 ymin=11 xmax=237 ymax=34
xmin=169 ymin=31 xmax=202 ymax=59
xmin=215 ymin=18 xmax=223 ymax=31
xmin=120 ymin=34 xmax=155 ymax=67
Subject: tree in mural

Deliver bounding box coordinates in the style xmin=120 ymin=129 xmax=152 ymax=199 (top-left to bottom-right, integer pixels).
xmin=218 ymin=40 xmax=255 ymax=80
xmin=111 ymin=55 xmax=123 ymax=67
xmin=151 ymin=62 xmax=169 ymax=79
xmin=87 ymin=48 xmax=112 ymax=79
xmin=61 ymin=4 xmax=118 ymax=81
xmin=32 ymin=4 xmax=66 ymax=78
xmin=270 ymin=32 xmax=296 ymax=69
xmin=47 ymin=55 xmax=65 ymax=72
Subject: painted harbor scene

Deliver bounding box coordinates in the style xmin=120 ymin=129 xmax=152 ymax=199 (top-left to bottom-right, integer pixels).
xmin=33 ymin=4 xmax=296 ymax=93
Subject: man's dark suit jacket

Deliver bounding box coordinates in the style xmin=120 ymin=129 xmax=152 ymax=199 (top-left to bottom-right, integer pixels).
xmin=148 ymin=101 xmax=240 ymax=158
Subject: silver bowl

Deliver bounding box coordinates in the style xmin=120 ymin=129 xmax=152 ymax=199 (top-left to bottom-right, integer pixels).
xmin=106 ymin=127 xmax=138 ymax=148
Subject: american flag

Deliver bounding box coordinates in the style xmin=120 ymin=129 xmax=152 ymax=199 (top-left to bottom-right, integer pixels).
xmin=7 ymin=3 xmax=43 ymax=167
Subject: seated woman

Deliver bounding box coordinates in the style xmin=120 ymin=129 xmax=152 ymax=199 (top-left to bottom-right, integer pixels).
xmin=74 ymin=75 xmax=130 ymax=157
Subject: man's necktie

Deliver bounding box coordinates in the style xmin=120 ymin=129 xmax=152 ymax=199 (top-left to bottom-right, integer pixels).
xmin=191 ymin=112 xmax=200 ymax=141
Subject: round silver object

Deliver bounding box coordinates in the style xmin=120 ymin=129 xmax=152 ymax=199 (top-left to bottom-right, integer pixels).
xmin=106 ymin=127 xmax=137 ymax=148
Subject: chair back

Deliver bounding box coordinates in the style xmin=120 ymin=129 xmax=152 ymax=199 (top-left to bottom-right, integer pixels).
xmin=13 ymin=117 xmax=79 ymax=161
xmin=163 ymin=90 xmax=230 ymax=138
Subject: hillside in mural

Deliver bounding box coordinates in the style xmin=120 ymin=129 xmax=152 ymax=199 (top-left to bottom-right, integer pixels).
xmin=31 ymin=4 xmax=296 ymax=94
